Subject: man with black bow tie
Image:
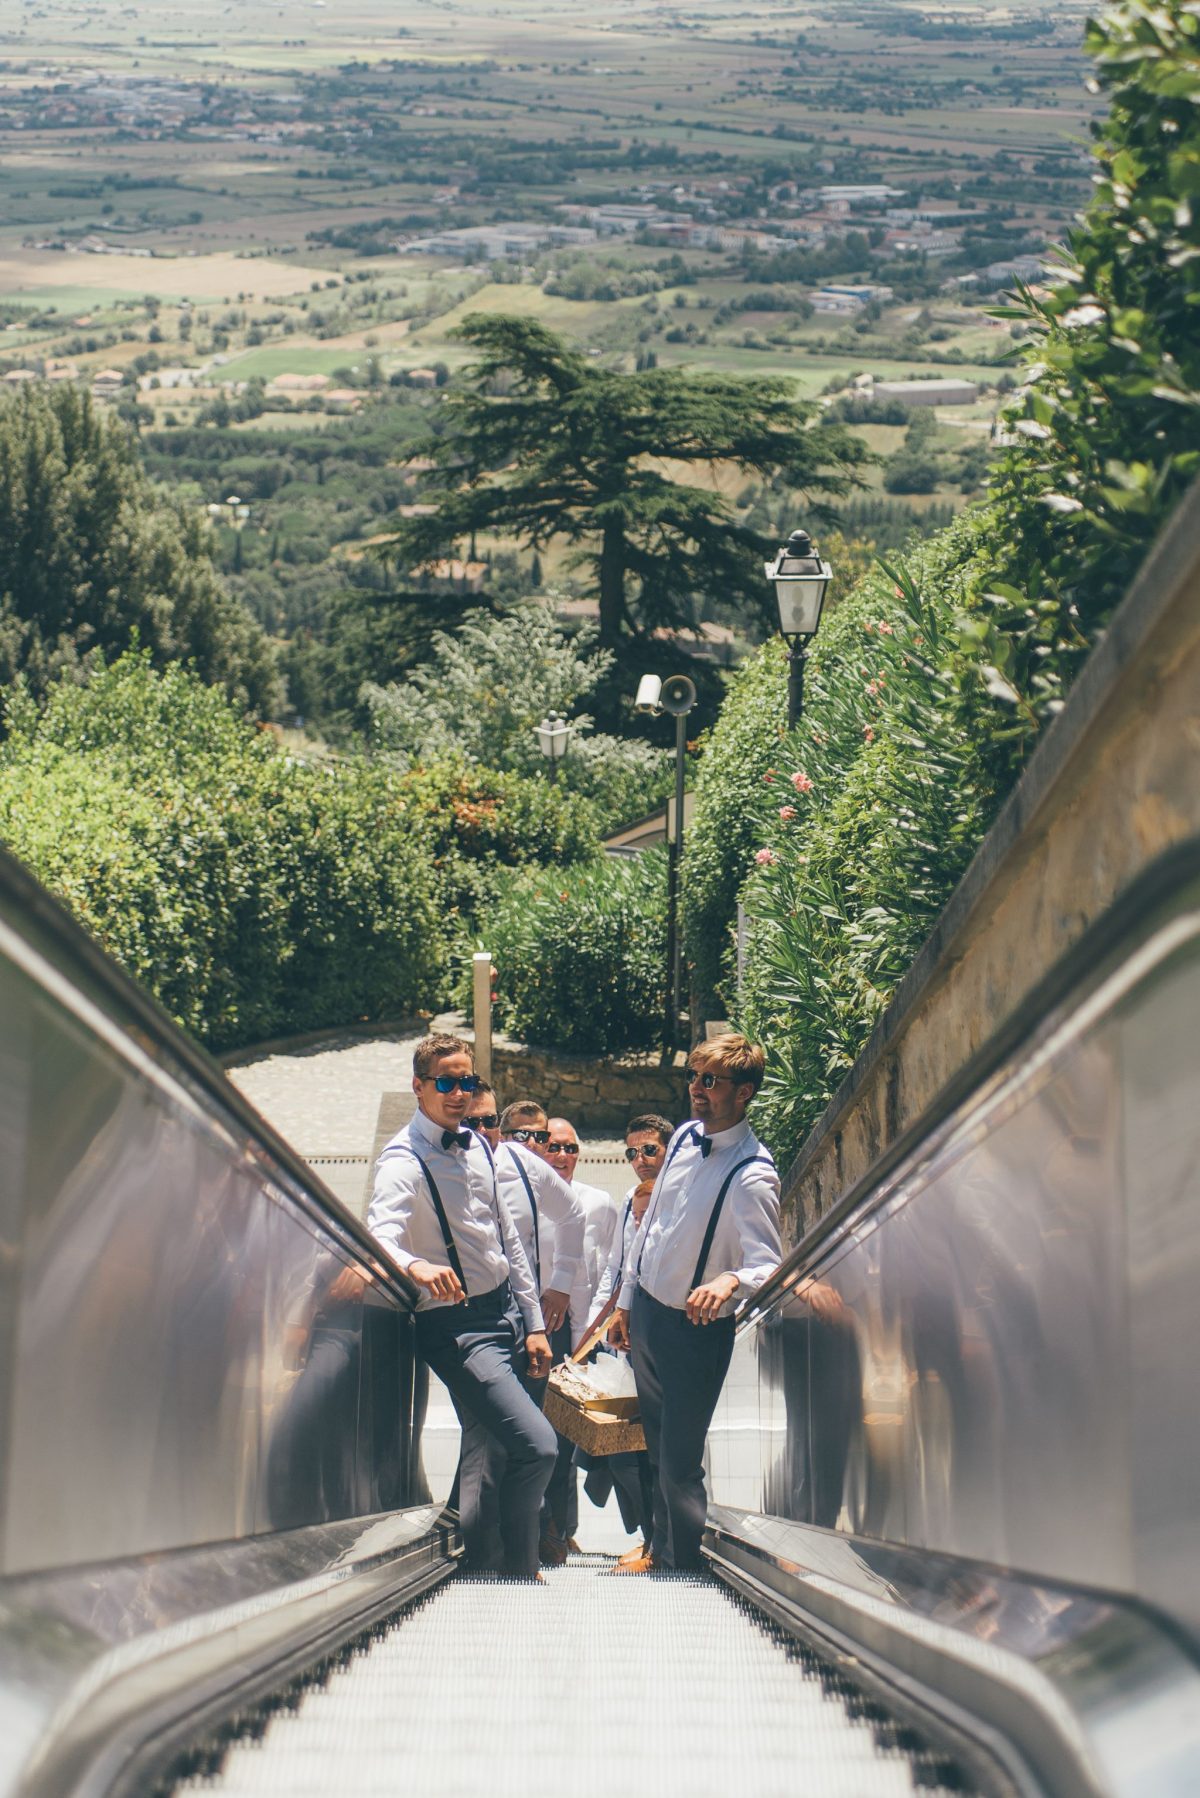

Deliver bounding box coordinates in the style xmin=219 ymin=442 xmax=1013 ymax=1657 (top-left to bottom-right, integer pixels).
xmin=368 ymin=1033 xmax=555 ymax=1578
xmin=608 ymin=1034 xmax=781 ymax=1573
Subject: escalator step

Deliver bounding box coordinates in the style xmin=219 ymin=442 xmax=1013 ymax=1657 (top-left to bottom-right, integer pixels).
xmin=176 ymin=1564 xmax=977 ymax=1798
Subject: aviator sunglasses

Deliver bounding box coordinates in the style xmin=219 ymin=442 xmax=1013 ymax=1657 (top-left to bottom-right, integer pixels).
xmin=464 ymin=1113 xmax=499 ymax=1131
xmin=625 ymin=1142 xmax=663 ymax=1161
xmin=427 ymin=1073 xmax=482 ymax=1095
xmin=547 ymin=1140 xmax=580 ymax=1156
xmin=685 ymin=1067 xmax=737 ymax=1090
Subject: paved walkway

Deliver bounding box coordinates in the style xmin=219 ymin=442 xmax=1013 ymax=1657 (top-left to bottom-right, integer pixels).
xmin=227 ymin=1028 xmax=632 ymax=1218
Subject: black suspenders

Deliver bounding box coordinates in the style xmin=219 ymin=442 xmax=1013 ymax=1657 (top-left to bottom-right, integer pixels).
xmin=503 ymin=1144 xmax=540 ymax=1286
xmin=403 ymin=1146 xmax=466 ymax=1290
xmin=400 ymin=1136 xmax=507 ymax=1296
xmin=635 ymin=1130 xmax=772 ymax=1292
xmin=689 ymin=1156 xmax=769 ymax=1290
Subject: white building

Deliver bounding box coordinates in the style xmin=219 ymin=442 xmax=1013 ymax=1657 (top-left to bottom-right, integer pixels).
xmin=872 ymin=378 xmax=980 ymax=408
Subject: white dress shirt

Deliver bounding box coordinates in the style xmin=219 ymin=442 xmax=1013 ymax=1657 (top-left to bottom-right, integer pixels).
xmin=567 ymin=1180 xmax=620 ymax=1348
xmin=496 ymin=1141 xmax=585 ymax=1298
xmin=593 ymin=1185 xmax=638 ymax=1317
xmin=367 ymin=1108 xmax=545 ymax=1332
xmin=618 ymin=1119 xmax=781 ymax=1318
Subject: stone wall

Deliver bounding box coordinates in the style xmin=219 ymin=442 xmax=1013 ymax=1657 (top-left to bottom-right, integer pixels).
xmin=780 ymin=485 xmax=1200 ymax=1251
xmin=486 ymin=1036 xmax=689 ymax=1133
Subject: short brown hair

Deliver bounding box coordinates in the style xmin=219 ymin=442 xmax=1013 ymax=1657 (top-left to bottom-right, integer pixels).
xmin=626 ymin=1113 xmax=673 ymax=1146
xmin=689 ymin=1033 xmax=765 ymax=1095
xmin=413 ymin=1032 xmax=473 ymax=1080
xmin=500 ymin=1098 xmax=547 ymax=1134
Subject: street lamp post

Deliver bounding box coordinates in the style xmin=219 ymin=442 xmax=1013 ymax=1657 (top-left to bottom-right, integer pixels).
xmin=534 ymin=711 xmax=572 ymax=781
xmin=635 ymin=672 xmax=697 ymax=1049
xmin=764 ymin=529 xmax=833 ymax=729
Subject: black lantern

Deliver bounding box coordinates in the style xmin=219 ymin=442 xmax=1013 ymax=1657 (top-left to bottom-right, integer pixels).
xmin=764 ymin=529 xmax=832 ymax=726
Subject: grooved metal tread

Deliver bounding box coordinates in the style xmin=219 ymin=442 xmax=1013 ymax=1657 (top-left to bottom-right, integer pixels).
xmin=178 ymin=1560 xmax=970 ymax=1797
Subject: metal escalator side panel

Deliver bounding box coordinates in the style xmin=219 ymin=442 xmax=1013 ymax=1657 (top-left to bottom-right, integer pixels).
xmin=703 ymin=849 xmax=1200 ymax=1793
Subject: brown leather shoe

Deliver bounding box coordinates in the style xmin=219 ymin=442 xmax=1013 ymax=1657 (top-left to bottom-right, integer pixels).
xmin=539 ymin=1530 xmax=569 ymax=1567
xmin=611 ymin=1549 xmax=655 ymax=1575
xmin=616 ymin=1540 xmax=649 ymax=1568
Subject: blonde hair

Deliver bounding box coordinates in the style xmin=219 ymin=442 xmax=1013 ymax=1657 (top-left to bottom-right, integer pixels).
xmin=689 ymin=1033 xmax=765 ymax=1095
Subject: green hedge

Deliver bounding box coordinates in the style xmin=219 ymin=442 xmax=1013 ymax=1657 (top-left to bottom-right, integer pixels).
xmin=473 ymin=850 xmax=668 ymax=1056
xmin=0 ymin=655 xmax=445 ymax=1049
xmin=684 ymin=516 xmax=995 ymax=1166
xmin=400 ymin=757 xmax=603 ymax=929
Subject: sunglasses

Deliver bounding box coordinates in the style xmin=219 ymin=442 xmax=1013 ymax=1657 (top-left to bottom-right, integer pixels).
xmin=509 ymin=1127 xmax=550 ymax=1145
xmin=685 ymin=1068 xmax=736 ymax=1090
xmin=428 ymin=1073 xmax=482 ymax=1095
xmin=547 ymin=1141 xmax=580 ymax=1156
xmin=464 ymin=1113 xmax=499 ymax=1131
xmin=625 ymin=1143 xmax=663 ymax=1161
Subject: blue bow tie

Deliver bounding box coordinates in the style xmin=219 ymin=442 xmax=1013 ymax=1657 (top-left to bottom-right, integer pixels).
xmin=442 ymin=1129 xmax=473 ymax=1150
xmin=691 ymin=1129 xmax=713 ymax=1158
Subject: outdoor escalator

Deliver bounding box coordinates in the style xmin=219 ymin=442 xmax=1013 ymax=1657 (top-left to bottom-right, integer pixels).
xmin=2 ymin=837 xmax=1200 ymax=1798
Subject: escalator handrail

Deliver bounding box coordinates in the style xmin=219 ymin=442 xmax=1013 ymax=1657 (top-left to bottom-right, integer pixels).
xmin=739 ymin=833 xmax=1200 ymax=1330
xmin=0 ymin=842 xmax=419 ymax=1309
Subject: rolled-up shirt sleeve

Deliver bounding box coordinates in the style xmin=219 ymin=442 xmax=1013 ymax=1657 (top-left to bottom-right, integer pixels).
xmin=725 ymin=1162 xmax=782 ymax=1297
xmin=366 ymin=1153 xmax=422 ymax=1275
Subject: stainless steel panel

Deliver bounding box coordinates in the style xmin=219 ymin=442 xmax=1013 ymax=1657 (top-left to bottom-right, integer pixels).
xmin=710 ymin=871 xmax=1200 ymax=1643
xmin=0 ymin=876 xmax=420 ymax=1577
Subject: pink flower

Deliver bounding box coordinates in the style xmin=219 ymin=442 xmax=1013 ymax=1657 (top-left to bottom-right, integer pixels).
xmin=866 ymin=681 xmax=879 ymax=697
xmin=864 ymin=620 xmax=874 ymax=633
xmin=778 ymin=805 xmax=797 ymax=821
xmin=762 ymin=773 xmax=775 ymax=784
xmin=863 ymin=725 xmax=875 ymax=743
xmin=754 ymin=848 xmax=779 ymax=867
xmin=878 ymin=620 xmax=894 ymax=636
xmin=790 ymin=770 xmax=814 ymax=795
xmin=893 ymin=584 xmax=903 ymax=598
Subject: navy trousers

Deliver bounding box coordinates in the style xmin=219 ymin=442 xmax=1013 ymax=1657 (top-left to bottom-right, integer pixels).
xmin=630 ymin=1287 xmax=735 ymax=1569
xmin=416 ymin=1283 xmax=556 ymax=1578
xmin=541 ymin=1318 xmax=580 ymax=1539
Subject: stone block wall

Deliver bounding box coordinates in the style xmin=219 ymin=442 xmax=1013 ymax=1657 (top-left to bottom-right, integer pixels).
xmin=486 ymin=1036 xmax=689 ymax=1133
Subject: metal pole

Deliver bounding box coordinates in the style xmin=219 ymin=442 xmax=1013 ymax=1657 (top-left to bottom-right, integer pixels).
xmin=472 ymin=951 xmax=493 ymax=1084
xmin=664 ymin=711 xmax=687 ymax=1049
xmin=786 ymin=641 xmax=806 ymax=730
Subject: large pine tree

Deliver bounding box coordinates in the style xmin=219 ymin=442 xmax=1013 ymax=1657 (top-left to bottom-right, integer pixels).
xmin=387 ymin=316 xmax=868 ymax=646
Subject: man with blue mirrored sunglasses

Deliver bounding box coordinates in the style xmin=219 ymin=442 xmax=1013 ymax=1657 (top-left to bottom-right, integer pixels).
xmin=368 ymin=1033 xmax=555 ymax=1579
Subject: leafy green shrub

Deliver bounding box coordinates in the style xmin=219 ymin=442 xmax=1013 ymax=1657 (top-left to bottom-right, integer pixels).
xmin=475 ymin=850 xmax=668 ymax=1056
xmin=0 ymin=655 xmax=445 ymax=1049
xmin=400 ymin=757 xmax=602 ymax=928
xmin=737 ymin=547 xmax=996 ymax=1163
xmin=364 ymin=599 xmax=670 ymax=835
xmin=681 ymin=637 xmax=787 ymax=1027
xmin=974 ymin=0 xmax=1200 ymax=780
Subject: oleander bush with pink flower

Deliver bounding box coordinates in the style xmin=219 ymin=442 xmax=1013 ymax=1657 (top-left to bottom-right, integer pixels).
xmin=684 ymin=515 xmax=997 ymax=1164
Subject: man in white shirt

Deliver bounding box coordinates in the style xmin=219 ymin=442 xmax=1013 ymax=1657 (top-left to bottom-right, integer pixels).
xmin=542 ymin=1113 xmax=620 ymax=1553
xmin=497 ymin=1101 xmax=584 ymax=1341
xmin=610 ymin=1036 xmax=781 ymax=1573
xmin=586 ymin=1114 xmax=672 ymax=1550
xmin=545 ymin=1118 xmax=620 ymax=1353
xmin=368 ymin=1034 xmax=555 ymax=1579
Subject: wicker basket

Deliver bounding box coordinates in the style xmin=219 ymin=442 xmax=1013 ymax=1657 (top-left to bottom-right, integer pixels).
xmin=544 ymin=1375 xmax=646 ymax=1457
xmin=542 ymin=1297 xmax=646 ymax=1456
